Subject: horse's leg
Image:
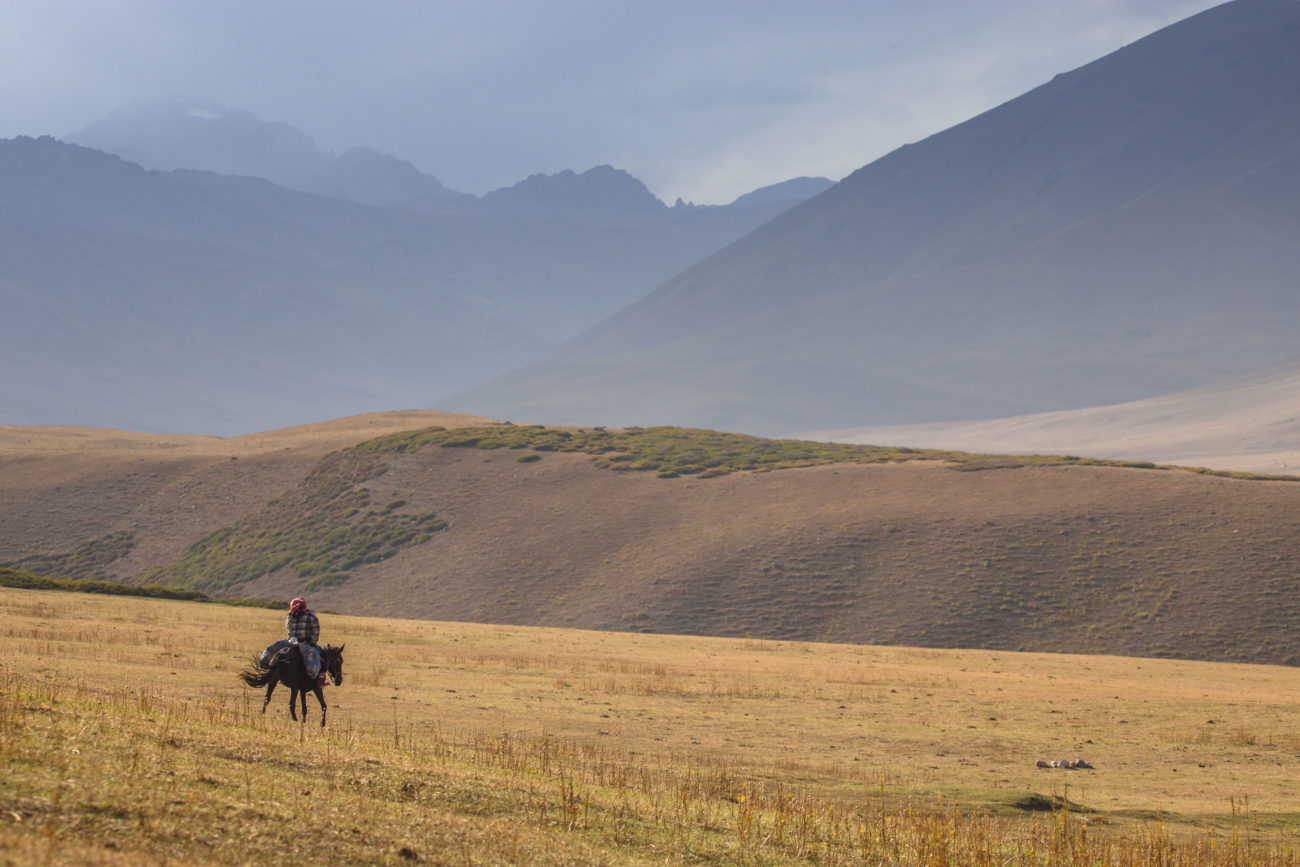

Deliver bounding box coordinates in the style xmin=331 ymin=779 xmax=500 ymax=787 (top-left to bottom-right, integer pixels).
xmin=299 ymin=687 xmax=308 ymax=722
xmin=313 ymin=686 xmax=327 ymax=728
xmin=288 ymin=687 xmax=299 ymax=721
xmin=262 ymin=680 xmax=276 ymax=713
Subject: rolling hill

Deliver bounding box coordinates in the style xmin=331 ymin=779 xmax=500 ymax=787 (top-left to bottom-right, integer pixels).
xmin=439 ymin=0 xmax=1300 ymax=436
xmin=3 ymin=414 xmax=1298 ymax=667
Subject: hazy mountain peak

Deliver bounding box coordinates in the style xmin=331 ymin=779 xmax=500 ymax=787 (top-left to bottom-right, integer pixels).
xmin=68 ymin=97 xmax=321 ymax=175
xmin=480 ymin=164 xmax=666 ymax=212
xmin=66 ymin=97 xmax=463 ymax=206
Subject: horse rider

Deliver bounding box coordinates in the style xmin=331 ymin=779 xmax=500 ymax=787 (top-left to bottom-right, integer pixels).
xmin=286 ymin=596 xmax=327 ymax=687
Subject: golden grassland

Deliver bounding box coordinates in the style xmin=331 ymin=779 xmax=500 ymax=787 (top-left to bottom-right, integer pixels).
xmin=4 ymin=587 xmax=1300 ymax=864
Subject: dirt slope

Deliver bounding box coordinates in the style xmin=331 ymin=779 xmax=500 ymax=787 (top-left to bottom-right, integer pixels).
xmin=2 ymin=414 xmax=1298 ymax=666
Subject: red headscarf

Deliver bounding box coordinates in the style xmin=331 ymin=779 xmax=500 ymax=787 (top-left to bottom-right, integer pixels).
xmin=289 ymin=597 xmax=307 ymax=613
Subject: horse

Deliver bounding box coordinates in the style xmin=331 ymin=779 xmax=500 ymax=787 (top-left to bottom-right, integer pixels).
xmin=239 ymin=643 xmax=345 ymax=727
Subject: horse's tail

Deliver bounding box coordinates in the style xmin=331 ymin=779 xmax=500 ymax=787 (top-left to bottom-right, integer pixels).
xmin=238 ymin=655 xmax=276 ymax=688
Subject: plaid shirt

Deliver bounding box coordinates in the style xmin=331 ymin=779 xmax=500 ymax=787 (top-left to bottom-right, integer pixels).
xmin=286 ymin=609 xmax=320 ymax=644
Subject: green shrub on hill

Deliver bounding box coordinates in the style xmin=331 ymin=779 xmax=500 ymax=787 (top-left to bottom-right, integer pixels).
xmin=0 ymin=567 xmax=57 ymax=590
xmin=360 ymin=423 xmax=1295 ymax=480
xmin=362 ymin=424 xmax=962 ymax=477
xmin=142 ymin=446 xmax=447 ymax=594
xmin=4 ymin=531 xmax=135 ymax=582
xmin=0 ymin=567 xmax=277 ymax=607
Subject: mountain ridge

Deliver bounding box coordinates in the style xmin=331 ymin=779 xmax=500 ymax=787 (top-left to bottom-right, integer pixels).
xmin=439 ymin=0 xmax=1300 ymax=436
xmin=67 ymin=97 xmax=467 ymax=206
xmin=478 ymin=164 xmax=666 ymax=211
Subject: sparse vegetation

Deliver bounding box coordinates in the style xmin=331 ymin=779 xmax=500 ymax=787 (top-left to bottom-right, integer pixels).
xmin=4 ymin=531 xmax=135 ymax=582
xmin=138 ymin=446 xmax=447 ymax=594
xmin=369 ymin=423 xmax=1019 ymax=477
xmin=365 ymin=423 xmax=1300 ymax=481
xmin=0 ymin=567 xmax=278 ymax=607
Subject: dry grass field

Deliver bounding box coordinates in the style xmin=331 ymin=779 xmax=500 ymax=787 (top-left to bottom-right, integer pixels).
xmin=4 ymin=587 xmax=1300 ymax=864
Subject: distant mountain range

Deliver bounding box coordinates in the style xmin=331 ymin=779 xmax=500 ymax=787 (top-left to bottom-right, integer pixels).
xmin=439 ymin=0 xmax=1300 ymax=437
xmin=0 ymin=129 xmax=830 ymax=434
xmin=66 ymin=98 xmax=468 ymax=207
xmin=66 ymin=97 xmax=836 ymax=214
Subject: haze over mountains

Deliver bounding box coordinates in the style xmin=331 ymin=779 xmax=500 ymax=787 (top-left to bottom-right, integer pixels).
xmin=66 ymin=97 xmax=835 ymax=215
xmin=7 ymin=0 xmax=1300 ymax=470
xmin=1 ymin=111 xmax=830 ymax=434
xmin=441 ymin=0 xmax=1300 ymax=438
xmin=67 ymin=97 xmax=469 ymax=207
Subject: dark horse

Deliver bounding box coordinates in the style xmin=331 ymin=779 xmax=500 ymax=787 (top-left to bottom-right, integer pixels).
xmin=239 ymin=644 xmax=345 ymax=727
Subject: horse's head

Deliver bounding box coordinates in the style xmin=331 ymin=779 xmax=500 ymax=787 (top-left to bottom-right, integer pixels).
xmin=325 ymin=643 xmax=345 ymax=685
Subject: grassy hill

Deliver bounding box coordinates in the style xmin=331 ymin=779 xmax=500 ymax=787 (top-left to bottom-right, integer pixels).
xmin=2 ymin=413 xmax=1298 ymax=667
xmin=4 ymin=587 xmax=1300 ymax=863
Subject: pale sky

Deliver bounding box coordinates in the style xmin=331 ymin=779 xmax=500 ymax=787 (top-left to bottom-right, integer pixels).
xmin=0 ymin=0 xmax=1224 ymax=204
